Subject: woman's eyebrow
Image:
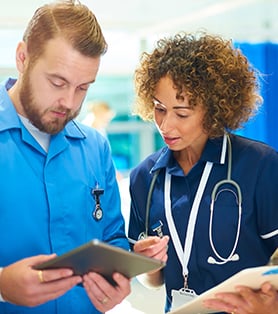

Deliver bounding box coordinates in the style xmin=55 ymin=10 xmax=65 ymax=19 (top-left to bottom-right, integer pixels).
xmin=173 ymin=104 xmax=190 ymax=109
xmin=153 ymin=97 xmax=190 ymax=109
xmin=153 ymin=97 xmax=162 ymax=104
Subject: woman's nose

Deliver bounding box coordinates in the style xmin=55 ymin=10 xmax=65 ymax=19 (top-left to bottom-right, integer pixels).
xmin=159 ymin=114 xmax=174 ymax=132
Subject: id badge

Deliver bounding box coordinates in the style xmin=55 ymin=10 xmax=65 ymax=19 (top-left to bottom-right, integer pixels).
xmin=171 ymin=288 xmax=197 ymax=310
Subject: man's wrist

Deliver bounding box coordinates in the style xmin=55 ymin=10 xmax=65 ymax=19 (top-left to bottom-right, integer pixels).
xmin=0 ymin=267 xmax=6 ymax=302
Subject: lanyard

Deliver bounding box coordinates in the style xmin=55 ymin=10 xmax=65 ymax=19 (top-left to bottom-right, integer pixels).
xmin=164 ymin=161 xmax=213 ymax=288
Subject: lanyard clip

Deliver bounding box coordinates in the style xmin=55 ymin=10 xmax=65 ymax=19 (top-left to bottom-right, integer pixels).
xmin=183 ymin=274 xmax=188 ymax=290
xmin=92 ymin=186 xmax=104 ymax=202
xmin=152 ymin=220 xmax=164 ymax=238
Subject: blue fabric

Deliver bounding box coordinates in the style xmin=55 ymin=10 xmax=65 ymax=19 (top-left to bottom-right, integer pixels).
xmin=235 ymin=43 xmax=278 ymax=151
xmin=128 ymin=135 xmax=278 ymax=313
xmin=0 ymin=79 xmax=128 ymax=314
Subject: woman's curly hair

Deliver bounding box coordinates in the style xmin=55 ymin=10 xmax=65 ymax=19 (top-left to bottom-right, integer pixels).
xmin=133 ymin=32 xmax=262 ymax=138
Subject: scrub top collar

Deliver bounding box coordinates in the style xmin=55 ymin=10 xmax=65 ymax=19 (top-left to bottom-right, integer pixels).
xmin=150 ymin=136 xmax=227 ymax=176
xmin=0 ymin=79 xmax=20 ymax=131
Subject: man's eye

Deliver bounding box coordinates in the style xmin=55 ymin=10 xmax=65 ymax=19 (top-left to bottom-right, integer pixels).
xmin=79 ymin=85 xmax=90 ymax=91
xmin=51 ymin=81 xmax=64 ymax=88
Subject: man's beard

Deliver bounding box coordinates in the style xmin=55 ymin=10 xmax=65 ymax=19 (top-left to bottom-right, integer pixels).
xmin=19 ymin=73 xmax=80 ymax=134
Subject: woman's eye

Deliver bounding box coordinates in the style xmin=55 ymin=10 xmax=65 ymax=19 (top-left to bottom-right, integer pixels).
xmin=155 ymin=106 xmax=165 ymax=112
xmin=177 ymin=113 xmax=188 ymax=118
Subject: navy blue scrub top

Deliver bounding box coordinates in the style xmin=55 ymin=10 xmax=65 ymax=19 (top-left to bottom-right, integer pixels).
xmin=128 ymin=134 xmax=278 ymax=313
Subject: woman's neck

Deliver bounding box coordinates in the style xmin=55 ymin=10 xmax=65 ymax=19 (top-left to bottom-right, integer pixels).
xmin=173 ymin=138 xmax=207 ymax=175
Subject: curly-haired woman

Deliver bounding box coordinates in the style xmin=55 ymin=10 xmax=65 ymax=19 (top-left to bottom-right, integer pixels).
xmin=128 ymin=32 xmax=278 ymax=314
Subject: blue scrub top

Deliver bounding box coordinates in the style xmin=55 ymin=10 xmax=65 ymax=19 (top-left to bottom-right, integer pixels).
xmin=0 ymin=79 xmax=128 ymax=314
xmin=129 ymin=134 xmax=278 ymax=313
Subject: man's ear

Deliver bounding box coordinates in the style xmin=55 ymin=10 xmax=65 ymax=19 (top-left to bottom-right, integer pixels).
xmin=15 ymin=41 xmax=28 ymax=73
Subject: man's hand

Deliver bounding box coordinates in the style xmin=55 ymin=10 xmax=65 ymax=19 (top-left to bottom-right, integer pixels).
xmin=0 ymin=255 xmax=82 ymax=306
xmin=83 ymin=272 xmax=131 ymax=312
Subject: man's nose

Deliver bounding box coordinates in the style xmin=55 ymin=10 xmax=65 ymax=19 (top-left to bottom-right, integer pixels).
xmin=59 ymin=89 xmax=76 ymax=110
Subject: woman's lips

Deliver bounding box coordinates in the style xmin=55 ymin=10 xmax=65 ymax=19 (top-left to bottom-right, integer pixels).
xmin=163 ymin=136 xmax=179 ymax=146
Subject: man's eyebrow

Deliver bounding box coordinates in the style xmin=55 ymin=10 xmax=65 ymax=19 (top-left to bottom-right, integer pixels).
xmin=80 ymin=79 xmax=96 ymax=85
xmin=47 ymin=73 xmax=95 ymax=85
xmin=47 ymin=73 xmax=67 ymax=82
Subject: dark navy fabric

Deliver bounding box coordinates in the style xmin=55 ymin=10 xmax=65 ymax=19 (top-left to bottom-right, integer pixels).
xmin=129 ymin=134 xmax=278 ymax=313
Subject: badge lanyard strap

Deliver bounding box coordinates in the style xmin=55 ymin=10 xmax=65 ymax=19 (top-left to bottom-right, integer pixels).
xmin=164 ymin=161 xmax=213 ymax=288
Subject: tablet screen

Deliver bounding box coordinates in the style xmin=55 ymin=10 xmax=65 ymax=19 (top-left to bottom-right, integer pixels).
xmin=34 ymin=239 xmax=165 ymax=285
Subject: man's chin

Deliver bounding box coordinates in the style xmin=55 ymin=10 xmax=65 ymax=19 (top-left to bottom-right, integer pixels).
xmin=37 ymin=121 xmax=67 ymax=134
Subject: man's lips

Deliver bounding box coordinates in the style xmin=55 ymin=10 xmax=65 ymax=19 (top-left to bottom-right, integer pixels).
xmin=51 ymin=110 xmax=67 ymax=118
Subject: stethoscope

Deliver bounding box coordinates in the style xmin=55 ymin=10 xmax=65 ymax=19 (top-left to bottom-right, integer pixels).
xmin=208 ymin=134 xmax=242 ymax=264
xmin=143 ymin=133 xmax=242 ymax=265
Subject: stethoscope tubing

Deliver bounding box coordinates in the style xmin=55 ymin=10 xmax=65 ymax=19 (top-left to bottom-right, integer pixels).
xmin=144 ymin=133 xmax=242 ymax=265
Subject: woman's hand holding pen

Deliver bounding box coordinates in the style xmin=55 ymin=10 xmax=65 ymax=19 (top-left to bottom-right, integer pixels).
xmin=132 ymin=236 xmax=169 ymax=288
xmin=133 ymin=236 xmax=169 ymax=266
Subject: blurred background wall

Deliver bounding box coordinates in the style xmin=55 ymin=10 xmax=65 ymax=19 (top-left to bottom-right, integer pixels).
xmin=1 ymin=0 xmax=277 ymax=176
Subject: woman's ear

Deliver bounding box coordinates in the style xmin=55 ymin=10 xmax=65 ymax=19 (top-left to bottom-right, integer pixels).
xmin=15 ymin=41 xmax=28 ymax=73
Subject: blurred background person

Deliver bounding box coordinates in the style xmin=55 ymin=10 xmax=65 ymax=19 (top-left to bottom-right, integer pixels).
xmin=82 ymin=100 xmax=115 ymax=138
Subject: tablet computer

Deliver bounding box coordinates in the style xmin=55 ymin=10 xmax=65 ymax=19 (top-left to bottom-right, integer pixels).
xmin=34 ymin=239 xmax=165 ymax=285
